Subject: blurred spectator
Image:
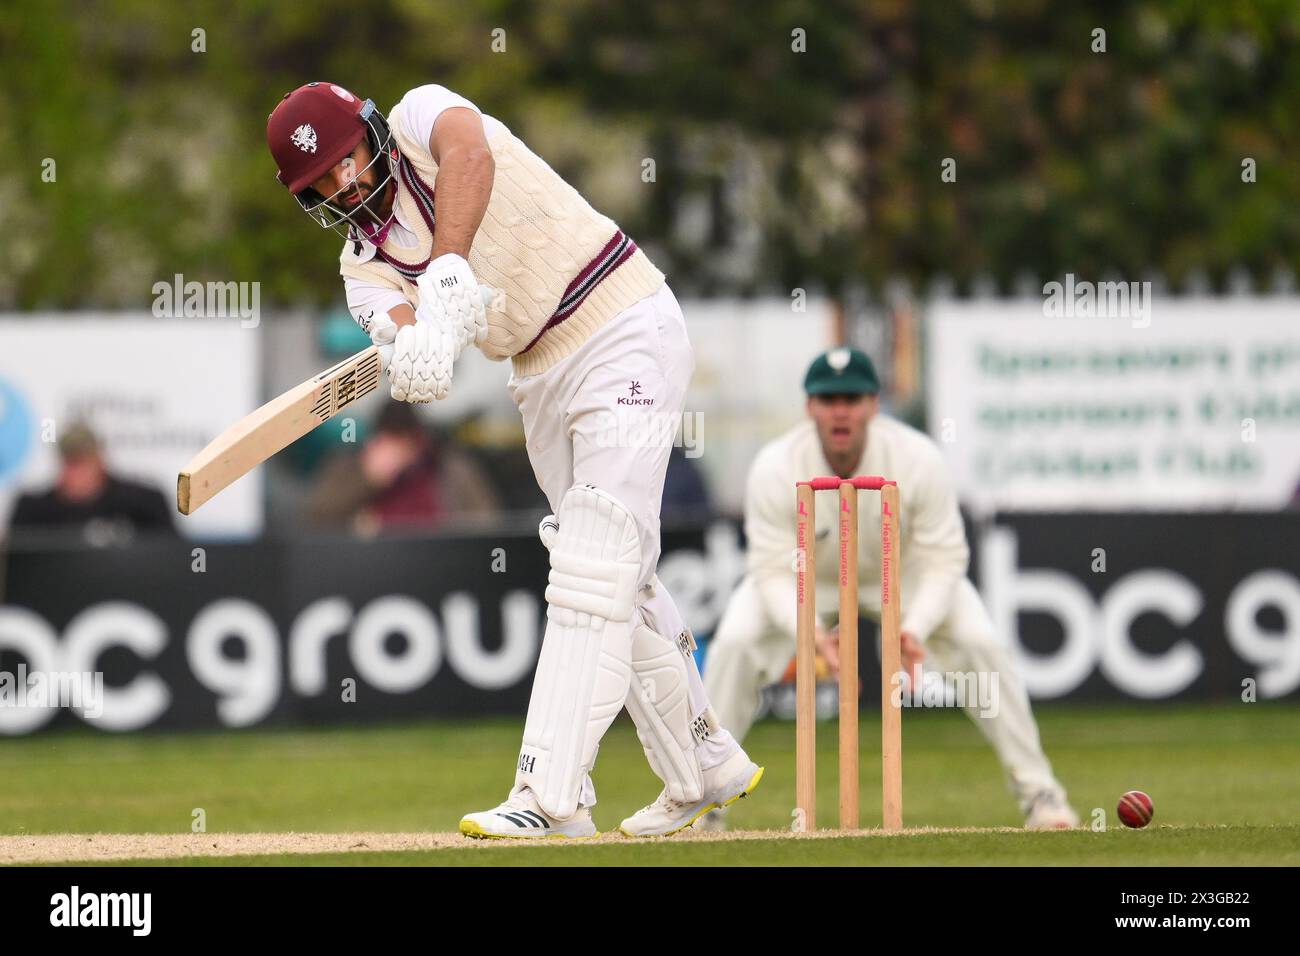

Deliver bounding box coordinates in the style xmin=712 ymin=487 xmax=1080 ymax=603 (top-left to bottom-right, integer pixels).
xmin=7 ymin=422 xmax=175 ymax=544
xmin=661 ymin=445 xmax=712 ymax=524
xmin=305 ymin=402 xmax=500 ymax=533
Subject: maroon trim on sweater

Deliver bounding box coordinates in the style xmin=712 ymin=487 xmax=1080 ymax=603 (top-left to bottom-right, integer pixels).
xmin=371 ymin=155 xmax=438 ymax=280
xmin=521 ymin=231 xmax=639 ymax=354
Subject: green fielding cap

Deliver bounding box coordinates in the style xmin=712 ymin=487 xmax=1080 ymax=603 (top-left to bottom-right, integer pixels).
xmin=803 ymin=347 xmax=881 ymax=396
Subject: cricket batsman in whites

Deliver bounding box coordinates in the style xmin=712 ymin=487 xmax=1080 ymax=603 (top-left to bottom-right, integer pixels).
xmin=267 ymin=82 xmax=761 ymax=838
xmin=701 ymin=347 xmax=1078 ymax=830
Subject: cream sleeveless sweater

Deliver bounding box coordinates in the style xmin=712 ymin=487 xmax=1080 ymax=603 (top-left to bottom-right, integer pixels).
xmin=338 ymin=104 xmax=665 ymax=376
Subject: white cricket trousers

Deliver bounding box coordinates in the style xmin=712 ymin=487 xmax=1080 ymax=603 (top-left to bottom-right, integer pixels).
xmin=509 ymin=283 xmax=689 ymax=586
xmin=508 ymin=283 xmax=739 ymax=804
xmin=704 ymin=574 xmax=1068 ymax=813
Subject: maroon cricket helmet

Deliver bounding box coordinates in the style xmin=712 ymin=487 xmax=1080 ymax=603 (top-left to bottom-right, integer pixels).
xmin=267 ymin=82 xmax=397 ymax=238
xmin=267 ymin=82 xmax=374 ymax=192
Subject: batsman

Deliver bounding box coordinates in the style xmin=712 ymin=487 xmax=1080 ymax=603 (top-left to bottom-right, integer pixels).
xmin=266 ymin=82 xmax=761 ymax=837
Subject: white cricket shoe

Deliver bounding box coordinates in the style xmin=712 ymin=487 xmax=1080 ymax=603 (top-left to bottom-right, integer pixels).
xmin=460 ymin=788 xmax=598 ymax=840
xmin=694 ymin=807 xmax=729 ymax=832
xmin=1024 ymin=790 xmax=1080 ymax=830
xmin=619 ymin=751 xmax=764 ymax=837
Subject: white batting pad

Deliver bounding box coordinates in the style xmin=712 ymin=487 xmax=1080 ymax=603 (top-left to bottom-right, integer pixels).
xmin=514 ymin=484 xmax=642 ymax=819
xmin=624 ymin=622 xmax=705 ymax=803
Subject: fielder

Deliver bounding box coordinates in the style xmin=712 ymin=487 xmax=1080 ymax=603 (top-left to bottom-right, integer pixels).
xmin=266 ymin=82 xmax=761 ymax=838
xmin=702 ymin=347 xmax=1079 ymax=830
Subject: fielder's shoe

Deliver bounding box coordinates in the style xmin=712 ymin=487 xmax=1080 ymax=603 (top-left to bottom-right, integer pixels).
xmin=619 ymin=751 xmax=764 ymax=837
xmin=459 ymin=789 xmax=598 ymax=840
xmin=1023 ymin=790 xmax=1080 ymax=830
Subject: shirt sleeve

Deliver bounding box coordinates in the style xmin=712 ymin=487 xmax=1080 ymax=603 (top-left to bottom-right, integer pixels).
xmin=344 ymin=276 xmax=409 ymax=335
xmin=397 ymin=84 xmax=485 ymax=160
xmin=899 ymin=449 xmax=970 ymax=641
xmin=744 ymin=451 xmax=800 ymax=639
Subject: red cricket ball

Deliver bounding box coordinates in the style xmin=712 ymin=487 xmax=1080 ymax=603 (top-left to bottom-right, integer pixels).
xmin=1117 ymin=790 xmax=1154 ymax=828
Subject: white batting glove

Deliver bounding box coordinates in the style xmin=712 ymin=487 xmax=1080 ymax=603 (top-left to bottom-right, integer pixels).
xmin=415 ymin=253 xmax=489 ymax=359
xmin=387 ymin=322 xmax=455 ymax=403
xmin=538 ymin=514 xmax=559 ymax=550
xmin=356 ymin=307 xmax=400 ymax=369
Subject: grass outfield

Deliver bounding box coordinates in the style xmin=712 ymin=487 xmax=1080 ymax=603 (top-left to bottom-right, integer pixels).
xmin=1 ymin=701 xmax=1297 ymax=865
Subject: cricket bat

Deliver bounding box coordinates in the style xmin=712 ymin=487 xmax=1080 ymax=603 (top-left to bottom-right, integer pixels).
xmin=177 ymin=346 xmax=383 ymax=515
xmin=178 ymin=284 xmax=496 ymax=516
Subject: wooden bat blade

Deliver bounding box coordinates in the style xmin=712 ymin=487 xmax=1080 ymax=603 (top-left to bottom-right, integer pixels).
xmin=177 ymin=346 xmax=382 ymax=515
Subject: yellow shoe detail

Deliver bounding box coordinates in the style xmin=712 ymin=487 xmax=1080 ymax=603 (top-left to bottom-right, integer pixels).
xmin=721 ymin=765 xmax=765 ymax=809
xmin=618 ymin=765 xmax=766 ymax=838
xmin=460 ymin=817 xmax=600 ymax=840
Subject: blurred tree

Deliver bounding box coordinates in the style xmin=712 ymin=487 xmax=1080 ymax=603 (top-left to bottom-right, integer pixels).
xmin=2 ymin=0 xmax=1297 ymax=309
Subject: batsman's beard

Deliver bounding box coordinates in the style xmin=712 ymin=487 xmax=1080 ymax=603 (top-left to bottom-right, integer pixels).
xmin=331 ymin=179 xmax=392 ymax=231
